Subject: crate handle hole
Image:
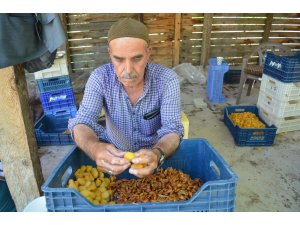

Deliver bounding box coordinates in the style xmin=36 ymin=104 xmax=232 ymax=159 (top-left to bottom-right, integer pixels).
xmin=210 ymin=160 xmax=220 ymax=178
xmin=54 ymin=110 xmax=68 ymax=115
xmin=253 ymin=131 xmax=264 ymax=135
xmin=61 ymin=166 xmax=73 ymax=187
xmin=48 ymin=78 xmax=59 ymax=81
xmin=234 ymin=109 xmax=245 ymax=112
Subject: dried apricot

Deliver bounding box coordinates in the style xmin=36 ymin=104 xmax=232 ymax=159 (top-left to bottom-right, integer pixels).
xmin=229 ymin=112 xmax=265 ymax=128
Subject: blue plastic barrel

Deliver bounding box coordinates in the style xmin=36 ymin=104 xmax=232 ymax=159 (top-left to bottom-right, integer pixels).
xmin=206 ymin=58 xmax=229 ymax=103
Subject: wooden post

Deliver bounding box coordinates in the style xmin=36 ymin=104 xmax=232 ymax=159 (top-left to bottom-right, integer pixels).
xmin=200 ymin=13 xmax=213 ymax=67
xmin=60 ymin=13 xmax=72 ymax=75
xmin=0 ymin=65 xmax=44 ymax=211
xmin=262 ymin=13 xmax=274 ymax=43
xmin=138 ymin=13 xmax=144 ymax=23
xmin=173 ymin=13 xmax=182 ymax=66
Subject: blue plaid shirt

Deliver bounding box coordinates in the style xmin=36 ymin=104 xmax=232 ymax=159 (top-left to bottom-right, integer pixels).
xmin=68 ymin=62 xmax=183 ymax=152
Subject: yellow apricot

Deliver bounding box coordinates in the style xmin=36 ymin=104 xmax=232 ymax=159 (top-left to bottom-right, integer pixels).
xmin=80 ymin=190 xmax=93 ymax=198
xmin=93 ymin=199 xmax=100 ymax=205
xmin=91 ymin=168 xmax=99 ymax=179
xmin=103 ymin=177 xmax=110 ymax=186
xmin=101 ymin=199 xmax=108 ymax=204
xmin=131 ymin=163 xmax=145 ymax=169
xmin=80 ymin=165 xmax=86 ymax=173
xmin=86 ymin=165 xmax=93 ymax=172
xmin=68 ymin=179 xmax=75 ymax=185
xmin=99 ymin=186 xmax=107 ymax=193
xmin=78 ymin=186 xmax=86 ymax=192
xmin=101 ymin=191 xmax=110 ymax=201
xmin=67 ymin=179 xmax=78 ymax=190
xmin=86 ymin=197 xmax=94 ymax=202
xmin=77 ymin=177 xmax=85 ymax=186
xmin=74 ymin=170 xmax=83 ymax=179
xmin=87 ymin=182 xmax=97 ymax=191
xmin=95 ymin=178 xmax=102 ymax=187
xmin=124 ymin=152 xmax=135 ymax=161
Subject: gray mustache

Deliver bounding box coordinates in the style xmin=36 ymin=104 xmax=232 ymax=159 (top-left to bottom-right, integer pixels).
xmin=121 ymin=73 xmax=138 ymax=79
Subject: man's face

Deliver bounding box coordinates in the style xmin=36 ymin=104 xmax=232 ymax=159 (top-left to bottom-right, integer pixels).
xmin=108 ymin=37 xmax=151 ymax=88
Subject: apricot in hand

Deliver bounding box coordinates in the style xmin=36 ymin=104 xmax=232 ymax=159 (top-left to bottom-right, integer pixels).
xmin=124 ymin=152 xmax=135 ymax=162
xmin=131 ymin=163 xmax=145 ymax=169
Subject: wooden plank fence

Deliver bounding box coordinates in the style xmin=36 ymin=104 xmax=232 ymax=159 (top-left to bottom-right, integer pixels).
xmin=62 ymin=13 xmax=300 ymax=75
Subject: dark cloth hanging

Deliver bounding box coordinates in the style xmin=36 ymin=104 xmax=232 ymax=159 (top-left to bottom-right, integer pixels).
xmin=0 ymin=13 xmax=66 ymax=72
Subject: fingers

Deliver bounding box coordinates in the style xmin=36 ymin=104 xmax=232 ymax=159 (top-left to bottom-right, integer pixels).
xmin=97 ymin=144 xmax=129 ymax=165
xmin=129 ymin=149 xmax=158 ymax=178
xmin=106 ymin=145 xmax=126 ymax=158
xmin=97 ymin=164 xmax=129 ymax=176
xmin=93 ymin=145 xmax=158 ymax=177
xmin=131 ymin=149 xmax=158 ymax=165
xmin=94 ymin=144 xmax=130 ymax=175
xmin=98 ymin=159 xmax=130 ymax=175
xmin=129 ymin=166 xmax=154 ymax=178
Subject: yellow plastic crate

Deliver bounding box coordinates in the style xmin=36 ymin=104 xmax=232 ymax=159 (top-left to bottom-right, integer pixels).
xmin=181 ymin=111 xmax=189 ymax=139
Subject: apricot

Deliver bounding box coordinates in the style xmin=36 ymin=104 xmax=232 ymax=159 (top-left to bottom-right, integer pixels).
xmin=131 ymin=163 xmax=145 ymax=169
xmin=124 ymin=152 xmax=135 ymax=161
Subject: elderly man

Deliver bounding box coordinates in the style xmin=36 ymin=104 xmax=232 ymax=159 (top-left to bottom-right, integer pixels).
xmin=69 ymin=17 xmax=183 ymax=178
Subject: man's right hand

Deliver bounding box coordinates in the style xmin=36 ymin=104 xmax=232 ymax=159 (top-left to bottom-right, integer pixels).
xmin=73 ymin=124 xmax=131 ymax=175
xmin=90 ymin=142 xmax=131 ymax=175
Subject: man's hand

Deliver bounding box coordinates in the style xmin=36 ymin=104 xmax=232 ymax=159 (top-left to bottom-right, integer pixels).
xmin=91 ymin=142 xmax=131 ymax=175
xmin=128 ymin=149 xmax=159 ymax=178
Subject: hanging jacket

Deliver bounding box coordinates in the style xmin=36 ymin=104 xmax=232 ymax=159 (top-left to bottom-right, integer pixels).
xmin=0 ymin=13 xmax=66 ymax=71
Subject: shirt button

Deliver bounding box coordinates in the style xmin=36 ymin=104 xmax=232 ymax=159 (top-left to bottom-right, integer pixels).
xmin=134 ymin=143 xmax=137 ymax=145
xmin=134 ymin=128 xmax=137 ymax=131
xmin=132 ymin=112 xmax=135 ymax=115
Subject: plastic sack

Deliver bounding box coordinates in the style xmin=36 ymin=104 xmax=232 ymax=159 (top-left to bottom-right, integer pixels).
xmin=173 ymin=63 xmax=206 ymax=84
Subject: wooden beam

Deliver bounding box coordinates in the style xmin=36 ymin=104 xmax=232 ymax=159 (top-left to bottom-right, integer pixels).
xmin=0 ymin=65 xmax=44 ymax=211
xmin=262 ymin=13 xmax=274 ymax=43
xmin=200 ymin=13 xmax=213 ymax=67
xmin=60 ymin=13 xmax=73 ymax=74
xmin=173 ymin=13 xmax=182 ymax=66
xmin=138 ymin=13 xmax=144 ymax=23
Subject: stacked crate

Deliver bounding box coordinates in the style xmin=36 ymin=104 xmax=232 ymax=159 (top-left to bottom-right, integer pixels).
xmin=34 ymin=54 xmax=77 ymax=146
xmin=257 ymin=52 xmax=300 ymax=133
xmin=34 ymin=53 xmax=69 ymax=80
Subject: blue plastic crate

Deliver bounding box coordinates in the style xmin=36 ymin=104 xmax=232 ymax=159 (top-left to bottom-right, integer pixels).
xmin=37 ymin=75 xmax=72 ymax=93
xmin=224 ymin=106 xmax=277 ymax=146
xmin=206 ymin=58 xmax=229 ymax=103
xmin=40 ymin=88 xmax=76 ymax=113
xmin=263 ymin=52 xmax=300 ymax=83
xmin=42 ymin=138 xmax=238 ymax=212
xmin=34 ymin=107 xmax=76 ymax=146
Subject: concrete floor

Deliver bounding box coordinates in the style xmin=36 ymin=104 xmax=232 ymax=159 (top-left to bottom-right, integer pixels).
xmin=39 ymin=79 xmax=300 ymax=212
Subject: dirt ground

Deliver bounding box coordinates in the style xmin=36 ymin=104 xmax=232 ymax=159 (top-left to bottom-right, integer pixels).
xmin=180 ymin=80 xmax=300 ymax=211
xmin=38 ymin=76 xmax=300 ymax=212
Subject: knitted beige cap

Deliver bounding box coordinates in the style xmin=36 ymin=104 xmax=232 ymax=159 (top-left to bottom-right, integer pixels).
xmin=108 ymin=18 xmax=149 ymax=43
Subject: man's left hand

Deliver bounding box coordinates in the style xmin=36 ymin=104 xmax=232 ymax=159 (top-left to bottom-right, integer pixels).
xmin=128 ymin=149 xmax=159 ymax=178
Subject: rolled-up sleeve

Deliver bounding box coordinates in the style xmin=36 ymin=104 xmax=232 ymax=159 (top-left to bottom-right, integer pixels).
xmin=157 ymin=73 xmax=184 ymax=140
xmin=68 ymin=69 xmax=107 ymax=141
